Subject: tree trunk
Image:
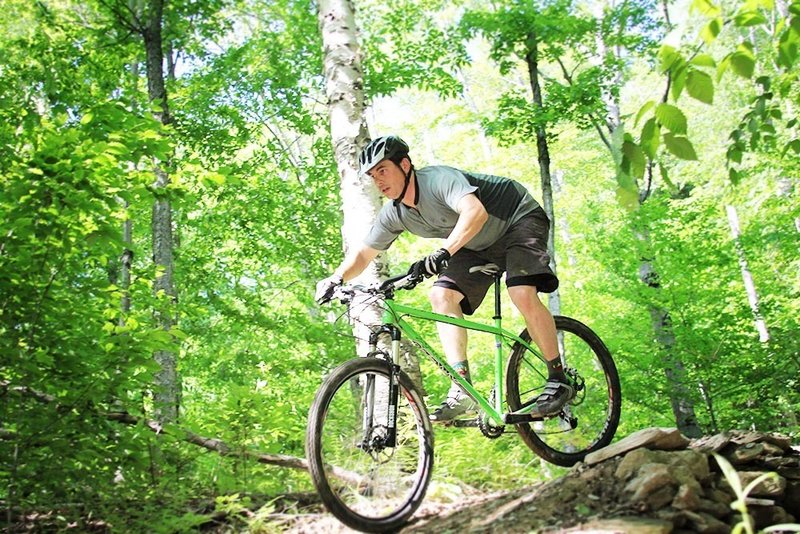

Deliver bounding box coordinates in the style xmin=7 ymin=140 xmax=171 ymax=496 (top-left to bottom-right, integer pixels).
xmin=585 ymin=0 xmax=702 ymax=437
xmin=525 ymin=36 xmax=561 ymax=317
xmin=638 ymin=236 xmax=703 ymax=438
xmin=143 ymin=0 xmax=180 ymax=424
xmin=317 ymin=0 xmax=423 ymax=390
xmin=725 ymin=205 xmax=769 ymax=342
xmin=455 ymin=68 xmax=493 ymax=161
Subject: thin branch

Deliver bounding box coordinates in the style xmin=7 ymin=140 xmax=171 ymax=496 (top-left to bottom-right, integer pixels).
xmin=553 ymin=57 xmax=615 ymax=151
xmin=2 ymin=381 xmax=364 ymax=485
xmin=97 ymin=0 xmax=144 ymax=34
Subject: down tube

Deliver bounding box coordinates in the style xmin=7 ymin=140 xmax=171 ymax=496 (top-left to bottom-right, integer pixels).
xmin=393 ymin=315 xmax=505 ymax=426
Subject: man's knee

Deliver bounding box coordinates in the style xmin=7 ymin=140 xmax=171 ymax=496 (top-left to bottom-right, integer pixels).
xmin=507 ymin=285 xmax=544 ymax=313
xmin=429 ymin=286 xmax=463 ymax=313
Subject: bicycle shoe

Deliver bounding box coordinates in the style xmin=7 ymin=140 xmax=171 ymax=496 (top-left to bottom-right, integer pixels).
xmin=429 ymin=392 xmax=477 ymax=423
xmin=530 ymin=380 xmax=575 ymax=417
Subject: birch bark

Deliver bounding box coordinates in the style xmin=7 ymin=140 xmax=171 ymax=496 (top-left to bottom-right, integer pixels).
xmin=317 ymin=0 xmax=423 ymax=391
xmin=726 ymin=205 xmax=770 ymax=343
xmin=318 ymin=0 xmax=385 ymax=354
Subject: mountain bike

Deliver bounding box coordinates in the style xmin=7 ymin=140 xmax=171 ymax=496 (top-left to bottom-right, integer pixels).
xmin=306 ymin=264 xmax=621 ymax=533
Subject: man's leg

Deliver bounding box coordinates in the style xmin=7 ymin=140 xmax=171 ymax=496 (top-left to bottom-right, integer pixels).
xmin=507 ymin=285 xmax=573 ymax=414
xmin=428 ymin=286 xmax=476 ymax=422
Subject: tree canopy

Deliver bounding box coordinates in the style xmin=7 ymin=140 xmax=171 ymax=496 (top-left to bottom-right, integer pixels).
xmin=1 ymin=0 xmax=798 ymax=530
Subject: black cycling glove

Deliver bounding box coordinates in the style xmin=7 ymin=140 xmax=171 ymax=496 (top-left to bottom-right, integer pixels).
xmin=315 ymin=274 xmax=343 ymax=303
xmin=409 ymin=248 xmax=451 ymax=278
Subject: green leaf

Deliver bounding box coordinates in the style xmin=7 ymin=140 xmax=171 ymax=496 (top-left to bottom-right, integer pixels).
xmin=734 ymin=11 xmax=768 ymax=27
xmin=700 ymin=17 xmax=723 ymax=44
xmin=690 ymin=53 xmax=716 ymax=67
xmin=659 ymin=163 xmax=676 ymax=191
xmin=615 ymin=183 xmax=640 ymax=212
xmin=783 ymin=138 xmax=800 ymax=155
xmin=728 ymin=146 xmax=743 ymax=163
xmin=763 ymin=525 xmax=800 ymax=533
xmin=81 ymin=112 xmax=94 ymax=125
xmin=663 ymin=133 xmax=698 ymax=160
xmin=655 ymin=103 xmax=688 ymax=134
xmin=640 ymin=118 xmax=661 ymax=159
xmin=635 ymin=101 xmax=655 ymax=127
xmin=716 ymin=54 xmax=731 ymax=80
xmin=671 ymin=65 xmax=688 ymax=101
xmin=658 ymin=45 xmax=681 ymax=73
xmin=686 ymin=69 xmax=714 ymax=104
xmin=777 ymin=22 xmax=800 ymax=68
xmin=743 ymin=0 xmax=774 ymax=9
xmin=622 ymin=140 xmax=646 ymax=180
xmin=730 ymin=43 xmax=756 ymax=78
xmin=691 ymin=0 xmax=721 ymax=17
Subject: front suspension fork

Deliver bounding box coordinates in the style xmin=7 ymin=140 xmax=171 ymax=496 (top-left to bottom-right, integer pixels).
xmin=368 ymin=325 xmax=402 ymax=448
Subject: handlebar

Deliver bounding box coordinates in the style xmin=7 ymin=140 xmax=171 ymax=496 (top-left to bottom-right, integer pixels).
xmin=322 ymin=271 xmax=424 ymax=305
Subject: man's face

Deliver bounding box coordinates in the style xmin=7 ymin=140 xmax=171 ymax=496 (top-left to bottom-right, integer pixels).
xmin=368 ymin=159 xmax=407 ymax=198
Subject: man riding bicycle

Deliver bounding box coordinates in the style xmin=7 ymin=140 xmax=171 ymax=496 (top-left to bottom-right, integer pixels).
xmin=316 ymin=135 xmax=573 ymax=422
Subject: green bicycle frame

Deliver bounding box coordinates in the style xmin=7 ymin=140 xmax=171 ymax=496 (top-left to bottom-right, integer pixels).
xmin=379 ymin=290 xmax=546 ymax=427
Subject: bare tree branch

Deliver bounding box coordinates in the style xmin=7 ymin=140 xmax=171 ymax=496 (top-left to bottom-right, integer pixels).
xmin=1 ymin=381 xmax=363 ymax=485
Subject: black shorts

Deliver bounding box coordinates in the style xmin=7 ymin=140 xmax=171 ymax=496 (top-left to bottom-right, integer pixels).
xmin=434 ymin=208 xmax=559 ymax=315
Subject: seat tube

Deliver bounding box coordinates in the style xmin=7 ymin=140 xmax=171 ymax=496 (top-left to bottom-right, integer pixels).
xmin=493 ymin=274 xmax=503 ymax=414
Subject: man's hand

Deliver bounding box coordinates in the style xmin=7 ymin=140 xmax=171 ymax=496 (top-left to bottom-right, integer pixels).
xmin=409 ymin=248 xmax=451 ymax=278
xmin=315 ymin=274 xmax=343 ymax=303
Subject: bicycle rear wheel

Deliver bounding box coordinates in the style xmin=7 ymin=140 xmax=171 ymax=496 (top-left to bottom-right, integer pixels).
xmin=506 ymin=316 xmax=621 ymax=467
xmin=306 ymin=357 xmax=433 ymax=533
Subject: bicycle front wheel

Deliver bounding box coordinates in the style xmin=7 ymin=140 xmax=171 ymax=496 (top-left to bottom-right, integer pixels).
xmin=506 ymin=316 xmax=621 ymax=467
xmin=306 ymin=358 xmax=434 ymax=533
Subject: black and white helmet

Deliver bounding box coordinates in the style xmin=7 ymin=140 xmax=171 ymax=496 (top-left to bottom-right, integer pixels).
xmin=358 ymin=136 xmax=410 ymax=176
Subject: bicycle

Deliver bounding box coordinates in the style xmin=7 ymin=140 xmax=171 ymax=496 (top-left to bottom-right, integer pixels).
xmin=306 ymin=264 xmax=621 ymax=533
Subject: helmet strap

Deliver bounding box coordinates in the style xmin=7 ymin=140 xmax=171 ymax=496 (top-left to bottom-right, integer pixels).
xmin=393 ymin=162 xmax=414 ymax=206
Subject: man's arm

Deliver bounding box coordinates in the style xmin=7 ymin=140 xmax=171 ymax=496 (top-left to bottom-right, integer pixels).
xmin=334 ymin=245 xmax=381 ymax=282
xmin=442 ymin=193 xmax=488 ymax=255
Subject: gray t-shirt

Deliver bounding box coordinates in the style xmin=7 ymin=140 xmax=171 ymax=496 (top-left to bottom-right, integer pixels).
xmin=364 ymin=166 xmax=540 ymax=251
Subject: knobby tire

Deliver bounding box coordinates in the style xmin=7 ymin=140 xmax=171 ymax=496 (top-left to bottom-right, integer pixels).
xmin=506 ymin=315 xmax=621 ymax=467
xmin=306 ymin=357 xmax=434 ymax=533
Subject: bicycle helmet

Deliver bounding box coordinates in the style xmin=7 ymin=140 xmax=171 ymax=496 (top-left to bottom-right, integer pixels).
xmin=358 ymin=136 xmax=410 ymax=177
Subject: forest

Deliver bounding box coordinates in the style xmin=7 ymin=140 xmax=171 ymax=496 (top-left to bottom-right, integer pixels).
xmin=1 ymin=0 xmax=798 ymax=531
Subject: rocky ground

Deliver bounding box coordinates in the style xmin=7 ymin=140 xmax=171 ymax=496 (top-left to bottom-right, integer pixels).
xmin=274 ymin=428 xmax=800 ymax=533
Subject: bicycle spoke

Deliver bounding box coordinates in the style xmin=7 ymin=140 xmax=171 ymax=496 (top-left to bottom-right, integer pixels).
xmin=307 ymin=359 xmax=433 ymax=531
xmin=507 ymin=317 xmax=621 ymax=467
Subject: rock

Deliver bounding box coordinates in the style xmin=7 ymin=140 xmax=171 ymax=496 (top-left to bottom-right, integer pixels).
xmin=672 ymin=450 xmax=712 ymax=484
xmin=778 ymin=467 xmax=800 ymax=480
xmin=564 ymin=517 xmax=673 ymax=533
xmin=681 ymin=510 xmax=732 ymax=533
xmin=696 ymin=497 xmax=732 ymax=519
xmin=781 ymin=480 xmax=800 ymax=513
xmin=730 ymin=442 xmax=767 ymax=464
xmin=673 ymin=483 xmax=702 ymax=511
xmin=614 ymin=448 xmax=710 ymax=484
xmin=729 ymin=431 xmax=792 ymax=452
xmin=616 ymin=449 xmax=666 ymax=480
xmin=586 ymin=427 xmax=690 ymax=465
xmin=736 ymin=471 xmax=787 ymax=498
xmin=729 ymin=442 xmax=786 ymax=465
xmin=749 ymin=505 xmax=796 ymax=530
xmin=625 ymin=464 xmax=679 ymax=509
xmin=692 ymin=433 xmax=733 ymax=453
xmin=763 ymin=456 xmax=800 ymax=469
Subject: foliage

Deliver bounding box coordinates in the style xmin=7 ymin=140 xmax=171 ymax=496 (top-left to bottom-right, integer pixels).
xmin=629 ymin=0 xmax=800 ymax=185
xmin=713 ymin=453 xmax=800 ymax=533
xmin=0 ymin=0 xmax=798 ymax=529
